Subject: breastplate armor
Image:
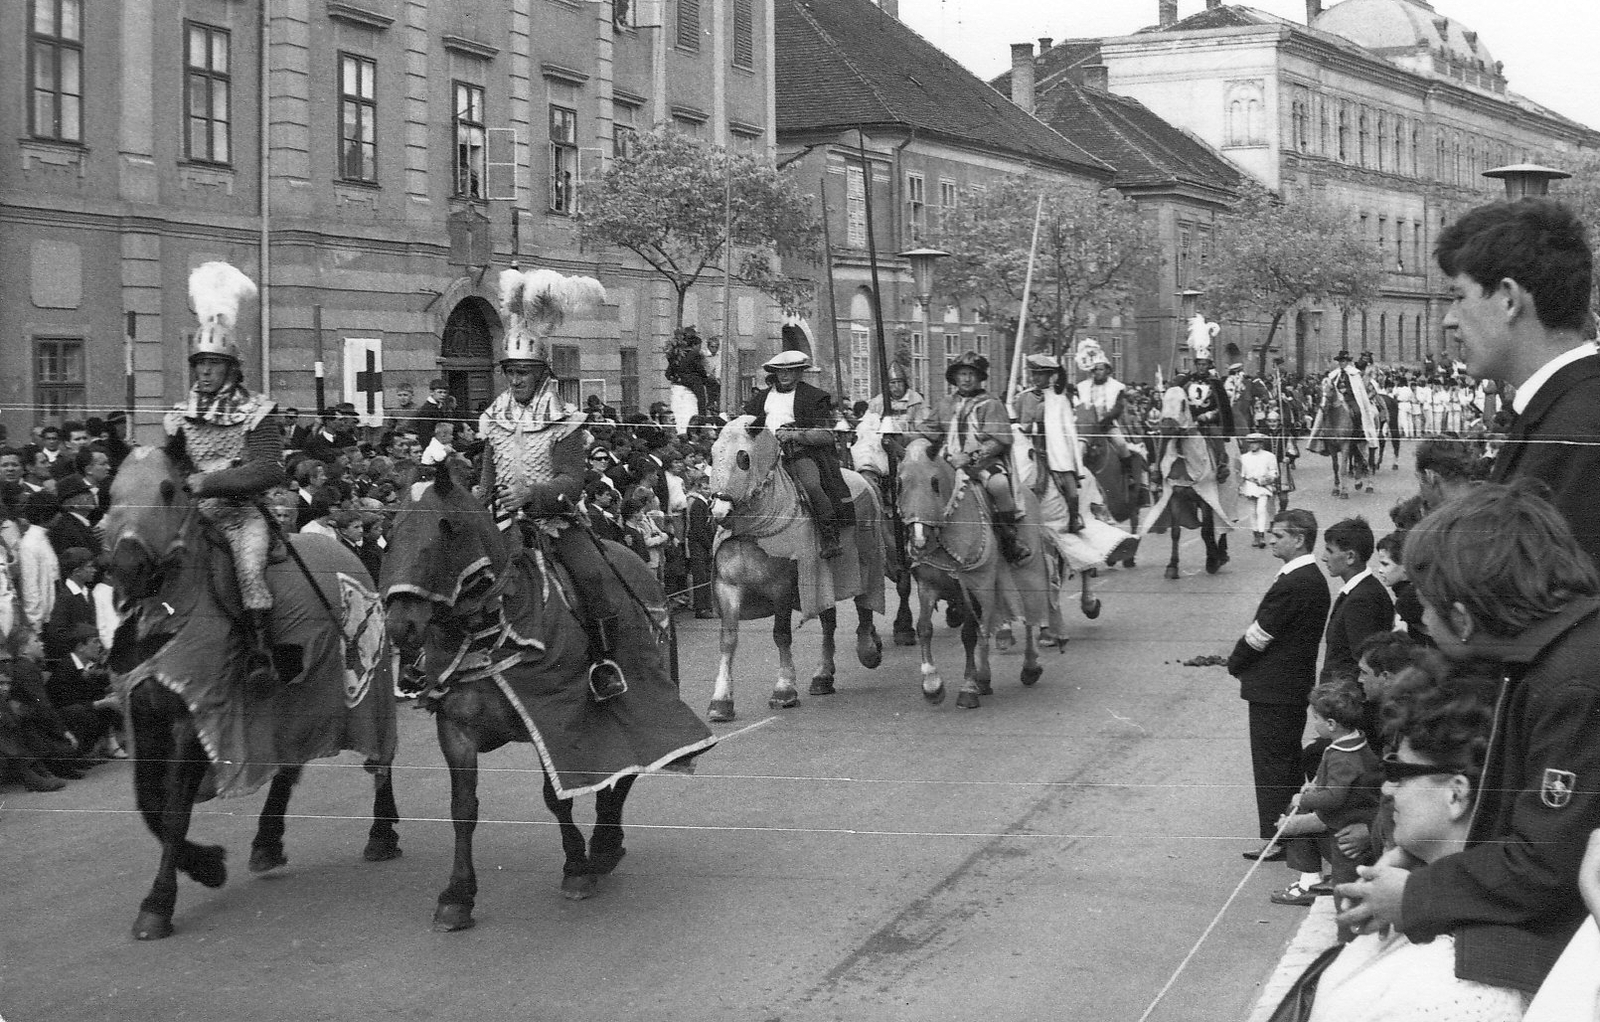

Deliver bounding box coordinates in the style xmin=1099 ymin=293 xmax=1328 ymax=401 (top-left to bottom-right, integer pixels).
xmin=484 ymin=416 xmax=580 ymax=496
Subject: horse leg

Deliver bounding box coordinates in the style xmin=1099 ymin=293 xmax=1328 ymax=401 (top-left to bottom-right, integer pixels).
xmin=1020 ymin=625 xmax=1043 ymax=687
xmin=1331 ymin=450 xmax=1343 ymax=497
xmin=1165 ymin=527 xmax=1182 ymax=580
xmin=432 ymin=713 xmax=481 ymax=932
xmin=769 ymin=609 xmax=800 ymax=709
xmin=543 ymin=773 xmax=598 ymax=901
xmin=708 ymin=581 xmax=741 ymax=722
xmin=855 ymin=597 xmax=883 ymax=669
xmin=362 ymin=761 xmax=403 ymax=862
xmin=811 ymin=606 xmax=837 ymax=696
xmin=588 ymin=774 xmax=636 ymax=877
xmin=893 ymin=572 xmax=917 ymax=646
xmin=955 ymin=602 xmax=987 ymax=709
xmin=917 ymin=573 xmax=944 ymax=704
xmin=132 ymin=718 xmax=222 ymax=940
xmin=1203 ymin=509 xmax=1223 ymax=574
xmin=249 ymin=766 xmax=302 ymax=874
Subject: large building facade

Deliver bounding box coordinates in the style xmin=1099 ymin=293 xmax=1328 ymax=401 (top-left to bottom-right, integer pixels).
xmin=2 ymin=0 xmax=780 ymax=440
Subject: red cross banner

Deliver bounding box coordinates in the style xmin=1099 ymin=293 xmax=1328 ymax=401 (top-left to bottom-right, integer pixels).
xmin=343 ymin=337 xmax=384 ymax=427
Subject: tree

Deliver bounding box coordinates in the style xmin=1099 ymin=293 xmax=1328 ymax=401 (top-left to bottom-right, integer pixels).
xmin=578 ymin=129 xmax=822 ymax=332
xmin=938 ymin=177 xmax=1159 ymax=361
xmin=1560 ymin=152 xmax=1600 ymax=321
xmin=1198 ymin=182 xmax=1384 ymax=372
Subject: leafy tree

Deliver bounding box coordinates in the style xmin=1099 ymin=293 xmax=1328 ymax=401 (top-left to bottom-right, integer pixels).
xmin=578 ymin=128 xmax=822 ymax=331
xmin=1199 ymin=182 xmax=1384 ymax=371
xmin=938 ymin=177 xmax=1159 ymax=359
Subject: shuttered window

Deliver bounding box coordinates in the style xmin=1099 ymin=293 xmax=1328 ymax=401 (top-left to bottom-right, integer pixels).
xmin=677 ymin=0 xmax=700 ymax=51
xmin=732 ymin=0 xmax=754 ymax=69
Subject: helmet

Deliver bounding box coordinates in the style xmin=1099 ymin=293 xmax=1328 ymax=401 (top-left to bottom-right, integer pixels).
xmin=498 ymin=267 xmax=607 ymax=368
xmin=888 ymin=361 xmax=911 ymax=384
xmin=1073 ymin=338 xmax=1111 ymax=373
xmin=945 ymin=351 xmax=989 ymax=386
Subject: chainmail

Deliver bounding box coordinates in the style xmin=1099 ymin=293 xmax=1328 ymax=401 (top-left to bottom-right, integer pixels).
xmin=181 ymin=418 xmax=249 ymax=472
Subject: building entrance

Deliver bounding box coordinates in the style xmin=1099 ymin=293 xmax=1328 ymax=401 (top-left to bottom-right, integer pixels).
xmin=441 ymin=297 xmax=496 ymax=423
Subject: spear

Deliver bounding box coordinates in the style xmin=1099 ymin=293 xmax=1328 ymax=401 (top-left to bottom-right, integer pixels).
xmin=1006 ymin=195 xmax=1046 ymax=418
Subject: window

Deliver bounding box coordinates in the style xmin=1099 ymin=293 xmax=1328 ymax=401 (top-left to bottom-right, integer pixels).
xmin=905 ymin=172 xmax=925 ymax=244
xmin=677 ymin=0 xmax=701 ymax=51
xmin=1337 ymin=105 xmax=1349 ymax=162
xmin=29 ymin=0 xmax=83 ymax=142
xmin=35 ymin=338 xmax=86 ymax=424
xmin=549 ymin=105 xmax=577 ymax=214
xmin=846 ymin=165 xmax=866 ymax=248
xmin=730 ymin=128 xmax=761 ymax=152
xmin=339 ymin=53 xmax=378 ymax=182
xmin=737 ymin=349 xmax=759 ymax=405
xmin=1375 ymin=111 xmax=1385 ymax=171
xmin=1413 ymin=223 xmax=1423 ymax=274
xmin=1198 ymin=226 xmax=1213 ymax=276
xmin=1377 ymin=216 xmax=1386 ymax=256
xmin=732 ymin=0 xmax=754 ymax=69
xmin=939 ymin=180 xmax=957 ymax=217
xmin=1412 ymin=128 xmax=1421 ymax=177
xmin=1395 ymin=222 xmax=1405 ymax=272
xmin=850 ymin=326 xmax=871 ymax=403
xmin=975 ymin=332 xmax=989 ymax=358
xmin=185 ymin=22 xmax=231 ymax=163
xmin=613 ymin=102 xmax=639 ymax=159
xmin=453 ymin=82 xmax=486 ymax=198
xmin=910 ymin=328 xmax=928 ymax=398
xmin=1394 ymin=117 xmax=1405 ymax=175
xmin=1177 ymin=225 xmax=1192 ymax=287
xmin=1378 ymin=313 xmax=1387 ymax=359
xmin=1319 ymin=100 xmax=1330 ymax=155
xmin=1358 ymin=111 xmax=1369 ymax=166
xmin=550 ymin=344 xmax=581 ymax=406
xmin=620 ymin=346 xmax=639 ymax=415
xmin=671 ymin=114 xmax=704 ymax=138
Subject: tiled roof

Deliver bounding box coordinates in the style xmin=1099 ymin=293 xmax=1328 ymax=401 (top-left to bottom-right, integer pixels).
xmin=774 ymin=0 xmax=1112 ymax=176
xmin=1135 ymin=5 xmax=1297 ymax=33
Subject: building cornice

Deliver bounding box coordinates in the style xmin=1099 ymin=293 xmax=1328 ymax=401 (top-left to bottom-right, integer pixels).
xmin=325 ymin=1 xmax=394 ymax=31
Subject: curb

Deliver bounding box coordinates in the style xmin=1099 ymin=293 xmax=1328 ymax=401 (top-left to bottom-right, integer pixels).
xmin=1244 ymin=896 xmax=1339 ymax=1022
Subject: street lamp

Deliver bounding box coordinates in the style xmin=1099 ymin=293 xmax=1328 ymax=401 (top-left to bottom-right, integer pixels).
xmin=897 ymin=247 xmax=948 ymax=395
xmin=1482 ymin=163 xmax=1571 ymax=200
xmin=1174 ymin=288 xmax=1204 ymax=371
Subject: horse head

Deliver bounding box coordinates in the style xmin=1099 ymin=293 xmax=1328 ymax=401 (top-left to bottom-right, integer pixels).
xmin=895 ymin=439 xmax=960 ymax=554
xmin=380 ymin=468 xmax=508 ymax=654
xmin=103 ymin=442 xmax=195 ymax=601
xmin=707 ymin=415 xmax=781 ymax=521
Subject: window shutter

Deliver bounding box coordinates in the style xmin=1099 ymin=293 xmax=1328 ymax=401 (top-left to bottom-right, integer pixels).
xmin=677 ymin=0 xmax=700 ymax=49
xmin=733 ymin=0 xmax=753 ymax=68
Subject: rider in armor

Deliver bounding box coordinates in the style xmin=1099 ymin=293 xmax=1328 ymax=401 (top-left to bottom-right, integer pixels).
xmin=926 ymin=351 xmax=1031 ymax=564
xmin=742 ymin=349 xmax=852 ymax=560
xmin=478 ymin=267 xmax=630 ymax=701
xmin=163 ymin=262 xmax=286 ymax=688
xmin=1016 ymin=353 xmax=1084 ymax=534
xmin=865 ymin=361 xmax=927 ymax=459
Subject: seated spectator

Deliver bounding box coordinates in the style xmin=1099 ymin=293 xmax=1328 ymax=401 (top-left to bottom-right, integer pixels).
xmin=1308 ymin=657 xmax=1525 ymax=1021
xmin=44 ymin=622 xmax=121 ymax=763
xmin=1336 ymin=480 xmax=1600 ymax=996
xmin=0 ymin=633 xmax=78 ymax=791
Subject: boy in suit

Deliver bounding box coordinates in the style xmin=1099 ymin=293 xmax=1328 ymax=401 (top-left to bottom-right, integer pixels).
xmin=1321 ymin=517 xmax=1394 ymax=686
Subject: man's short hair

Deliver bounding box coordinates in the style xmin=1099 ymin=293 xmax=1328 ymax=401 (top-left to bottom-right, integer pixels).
xmin=62 ymin=419 xmax=84 ymax=437
xmin=73 ymin=446 xmax=107 ymax=474
xmin=1414 ymin=437 xmax=1488 ymax=483
xmin=1270 ymin=508 xmax=1318 ymax=553
xmin=294 ymin=459 xmax=325 ymax=486
xmin=40 ymin=425 xmax=60 ymax=439
xmin=1326 ymin=517 xmax=1375 ymax=564
xmin=1405 ymin=480 xmax=1600 ymax=638
xmin=1375 ymin=530 xmax=1407 ymax=564
xmin=1435 ymin=198 xmax=1593 ymax=334
xmin=1357 ymin=631 xmax=1416 ymax=676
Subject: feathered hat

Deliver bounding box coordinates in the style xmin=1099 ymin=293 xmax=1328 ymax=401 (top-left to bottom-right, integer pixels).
xmin=188 ymin=261 xmax=258 ymax=365
xmin=1185 ymin=314 xmax=1220 ymax=363
xmin=1073 ymin=338 xmax=1111 ymax=373
xmin=498 ymin=267 xmax=607 ymax=366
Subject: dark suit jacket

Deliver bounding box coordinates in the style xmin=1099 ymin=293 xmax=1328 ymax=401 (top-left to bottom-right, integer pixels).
xmin=1322 ymin=572 xmax=1394 ymax=684
xmin=1490 ymin=353 xmax=1600 ymax=569
xmin=47 ymin=512 xmax=101 ymax=559
xmin=44 ymin=581 xmax=97 ymax=664
xmin=743 ymin=382 xmax=851 ymax=508
xmin=1228 ymin=560 xmax=1332 ymax=704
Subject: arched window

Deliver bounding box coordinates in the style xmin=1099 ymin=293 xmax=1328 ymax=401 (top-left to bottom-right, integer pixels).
xmin=848 ymin=290 xmax=873 ymax=402
xmin=1224 ymin=80 xmax=1266 ymax=146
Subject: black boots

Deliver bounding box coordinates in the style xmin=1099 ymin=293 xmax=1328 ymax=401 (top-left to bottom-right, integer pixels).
xmin=994 ymin=513 xmax=1032 ymax=565
xmin=244 ymin=608 xmax=278 ymax=689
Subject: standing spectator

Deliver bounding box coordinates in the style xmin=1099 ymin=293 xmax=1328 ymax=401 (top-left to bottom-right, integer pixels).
xmin=96 ymin=410 xmax=134 ymax=471
xmin=20 ymin=447 xmax=55 ymax=495
xmin=685 ymin=473 xmax=717 ymax=619
xmin=68 ymin=446 xmax=113 ymax=524
xmin=16 ymin=493 xmax=60 ymax=644
xmin=43 ymin=547 xmax=96 ymax=668
xmin=36 ymin=426 xmax=67 ymax=476
xmin=292 ymin=459 xmax=327 ymax=529
xmin=0 ymin=448 xmax=25 ymax=509
xmin=1437 ymin=199 xmax=1600 ymax=566
xmin=1336 ymin=482 xmax=1600 ymax=996
xmin=1228 ymin=509 xmax=1332 ymax=862
xmin=384 ymin=384 xmax=416 ymax=434
xmin=410 ymin=379 xmax=451 ymax=433
xmin=47 ymin=477 xmax=101 ymax=558
xmin=1320 ymin=517 xmax=1393 ymax=686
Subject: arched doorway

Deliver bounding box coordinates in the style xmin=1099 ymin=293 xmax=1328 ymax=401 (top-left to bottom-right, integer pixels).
xmin=441 ymin=298 xmax=496 ymax=421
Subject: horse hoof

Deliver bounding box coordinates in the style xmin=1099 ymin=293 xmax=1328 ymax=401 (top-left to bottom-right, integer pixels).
xmin=432 ymin=903 xmax=476 ymax=932
xmin=994 ymin=628 xmax=1014 ymax=652
xmin=1122 ymin=558 xmax=1136 ymax=569
xmin=180 ymin=844 xmax=228 ymax=889
xmin=1021 ymin=665 xmax=1043 ymax=687
xmin=561 ymin=874 xmax=600 ymax=901
xmin=1082 ymin=598 xmax=1102 ymax=620
xmin=809 ymin=675 xmax=836 ymax=696
xmin=894 ymin=630 xmax=918 ymax=647
xmin=923 ymin=678 xmax=945 ymax=704
xmin=587 ymin=847 xmax=627 ymax=876
xmin=362 ymin=837 xmax=403 ymax=863
xmin=974 ymin=677 xmax=993 ymax=696
xmin=955 ymin=690 xmax=982 ymax=709
xmin=945 ymin=606 xmax=961 ymax=628
xmin=248 ymin=846 xmax=288 ymax=874
xmin=1205 ymin=555 xmax=1220 ymax=575
xmin=860 ymin=632 xmax=884 ymax=669
xmin=1164 ymin=564 xmax=1180 ymax=580
xmin=707 ymin=698 xmax=736 ymax=722
xmin=768 ymin=691 xmax=801 ymax=709
xmin=132 ymin=911 xmax=174 ymax=941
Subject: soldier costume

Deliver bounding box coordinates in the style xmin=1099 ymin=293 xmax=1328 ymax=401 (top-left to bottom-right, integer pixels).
xmin=1016 ymin=353 xmax=1084 ymax=534
xmin=478 ymin=267 xmax=632 ymax=701
xmin=926 ymin=351 xmax=1030 ymax=564
xmin=742 ymin=349 xmax=852 ymax=559
xmin=163 ymin=262 xmax=286 ymax=687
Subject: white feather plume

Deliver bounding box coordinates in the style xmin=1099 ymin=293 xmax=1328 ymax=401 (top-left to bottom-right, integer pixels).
xmin=522 ymin=268 xmax=607 ymax=337
xmin=189 ymin=261 xmax=257 ymax=330
xmin=498 ymin=268 xmax=528 ymax=320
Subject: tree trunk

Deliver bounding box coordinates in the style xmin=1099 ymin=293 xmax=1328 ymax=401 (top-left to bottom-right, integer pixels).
xmin=1256 ymin=310 xmax=1285 ymax=376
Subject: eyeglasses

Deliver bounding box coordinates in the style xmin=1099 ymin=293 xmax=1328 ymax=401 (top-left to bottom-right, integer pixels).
xmin=1381 ymin=754 xmax=1474 ymax=784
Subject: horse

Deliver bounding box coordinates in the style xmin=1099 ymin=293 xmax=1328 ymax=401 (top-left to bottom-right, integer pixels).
xmin=1140 ymin=387 xmax=1238 ymax=579
xmin=850 ymin=410 xmax=933 ymax=646
xmin=705 ymin=417 xmax=886 ymax=722
xmin=103 ymin=444 xmax=401 ymax=941
xmin=896 ymin=439 xmax=1057 ymax=709
xmin=381 ymin=468 xmax=715 ymax=928
xmin=1308 ymin=372 xmax=1382 ymax=499
xmin=1075 ymin=403 xmax=1147 ymax=568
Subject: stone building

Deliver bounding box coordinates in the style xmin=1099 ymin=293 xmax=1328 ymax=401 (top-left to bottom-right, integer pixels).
xmin=1 ymin=0 xmax=780 ymax=438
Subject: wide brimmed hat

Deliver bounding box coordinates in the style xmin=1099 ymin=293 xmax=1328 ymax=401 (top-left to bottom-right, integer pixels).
xmin=1026 ymin=353 xmax=1063 ymax=372
xmin=1334 ymin=350 xmax=1353 ymax=362
xmin=1228 ymin=363 xmax=1244 ymax=373
xmin=1244 ymin=432 xmax=1268 ymax=443
xmin=762 ymin=349 xmax=816 ymax=372
xmin=187 ymin=262 xmax=257 ymax=366
xmin=945 ymin=350 xmax=990 ymax=385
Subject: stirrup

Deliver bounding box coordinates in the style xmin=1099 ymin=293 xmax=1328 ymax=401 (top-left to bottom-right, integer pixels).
xmin=589 ymin=660 xmax=628 ymax=702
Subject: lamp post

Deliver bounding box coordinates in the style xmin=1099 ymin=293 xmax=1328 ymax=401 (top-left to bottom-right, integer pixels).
xmin=897 ymin=247 xmax=948 ymax=396
xmin=1174 ymin=288 xmax=1204 ymax=372
xmin=1482 ymin=163 xmax=1571 ymax=200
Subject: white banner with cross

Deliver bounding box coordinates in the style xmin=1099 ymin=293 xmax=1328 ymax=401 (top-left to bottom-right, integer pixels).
xmin=343 ymin=337 xmax=384 ymax=427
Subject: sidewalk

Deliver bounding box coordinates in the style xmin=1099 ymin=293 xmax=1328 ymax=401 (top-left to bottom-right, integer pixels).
xmin=1245 ymin=897 xmax=1340 ymax=1021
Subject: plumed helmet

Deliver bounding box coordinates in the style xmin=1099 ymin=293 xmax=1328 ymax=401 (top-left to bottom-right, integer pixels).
xmin=187 ymin=261 xmax=258 ymax=366
xmin=498 ymin=266 xmax=607 ymax=367
xmin=945 ymin=350 xmax=989 ymax=385
xmin=1073 ymin=338 xmax=1111 ymax=372
xmin=1186 ymin=314 xmax=1219 ymax=363
xmin=887 ymin=361 xmax=911 ymax=384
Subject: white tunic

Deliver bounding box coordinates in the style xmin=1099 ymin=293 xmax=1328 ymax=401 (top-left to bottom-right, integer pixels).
xmin=763 ymin=389 xmax=797 ymax=430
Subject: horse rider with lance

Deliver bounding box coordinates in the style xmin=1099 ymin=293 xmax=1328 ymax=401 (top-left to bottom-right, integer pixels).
xmin=741 ymin=349 xmax=853 ymax=560
xmin=163 ymin=261 xmax=286 ymax=688
xmin=478 ymin=267 xmax=632 ymax=701
xmin=1015 ymin=353 xmax=1086 ymax=534
xmin=923 ymin=351 xmax=1031 ymax=564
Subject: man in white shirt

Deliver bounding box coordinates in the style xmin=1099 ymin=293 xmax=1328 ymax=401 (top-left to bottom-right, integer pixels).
xmin=16 ymin=492 xmax=61 ymax=646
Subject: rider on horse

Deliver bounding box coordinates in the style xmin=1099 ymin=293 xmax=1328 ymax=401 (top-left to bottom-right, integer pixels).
xmin=1016 ymin=352 xmax=1085 ymax=534
xmin=742 ymin=349 xmax=853 ymax=560
xmin=924 ymin=351 xmax=1031 ymax=565
xmin=865 ymin=362 xmax=927 ymax=462
xmin=1184 ymin=322 xmax=1236 ymax=483
xmin=163 ymin=261 xmax=285 ymax=688
xmin=478 ymin=267 xmax=630 ymax=701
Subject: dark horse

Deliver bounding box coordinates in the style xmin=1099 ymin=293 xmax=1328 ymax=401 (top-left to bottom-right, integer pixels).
xmin=381 ymin=468 xmax=715 ymax=930
xmin=104 ymin=445 xmax=400 ymax=941
xmin=1141 ymin=390 xmax=1236 ymax=579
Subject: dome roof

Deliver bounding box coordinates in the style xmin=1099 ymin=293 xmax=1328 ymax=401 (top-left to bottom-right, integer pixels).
xmin=1314 ymin=0 xmax=1496 ymax=73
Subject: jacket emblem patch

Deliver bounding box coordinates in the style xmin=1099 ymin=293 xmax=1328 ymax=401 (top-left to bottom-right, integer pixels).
xmin=1541 ymin=768 xmax=1576 ymax=809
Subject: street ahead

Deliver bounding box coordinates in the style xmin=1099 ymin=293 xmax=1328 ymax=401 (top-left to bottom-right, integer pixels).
xmin=1 ymin=454 xmax=1407 ymax=1022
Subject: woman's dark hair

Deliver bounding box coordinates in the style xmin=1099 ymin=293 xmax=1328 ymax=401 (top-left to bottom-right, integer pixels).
xmin=1376 ymin=530 xmax=1407 ymax=565
xmin=1357 ymin=631 xmax=1416 ymax=676
xmin=1380 ymin=650 xmax=1496 ymax=776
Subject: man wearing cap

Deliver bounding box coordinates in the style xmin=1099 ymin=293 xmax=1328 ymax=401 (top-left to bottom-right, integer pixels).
xmin=742 ymin=349 xmax=852 ymax=559
xmin=479 ymin=267 xmax=633 ymax=700
xmin=163 ymin=262 xmax=285 ymax=688
xmin=47 ymin=475 xmax=101 ymax=559
xmin=1313 ymin=351 xmax=1381 ymax=484
xmin=1017 ymin=353 xmax=1085 ymax=534
xmin=925 ymin=352 xmax=1031 ymax=564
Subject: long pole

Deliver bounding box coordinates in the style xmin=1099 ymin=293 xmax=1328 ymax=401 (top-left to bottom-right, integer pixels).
xmin=818 ymin=174 xmax=846 ymax=398
xmin=858 ymin=130 xmax=890 ymax=403
xmin=258 ymin=0 xmax=271 ymax=393
xmin=1005 ymin=195 xmax=1046 ymax=417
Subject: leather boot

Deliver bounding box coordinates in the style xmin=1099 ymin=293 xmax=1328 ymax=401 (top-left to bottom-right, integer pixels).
xmin=994 ymin=513 xmax=1032 ymax=565
xmin=244 ymin=608 xmax=279 ymax=689
xmin=586 ymin=616 xmax=628 ymax=702
xmin=1067 ymin=504 xmax=1086 ymax=534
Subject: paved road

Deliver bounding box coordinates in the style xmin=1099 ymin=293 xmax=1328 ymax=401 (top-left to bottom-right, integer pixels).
xmin=0 ymin=450 xmax=1414 ymax=1022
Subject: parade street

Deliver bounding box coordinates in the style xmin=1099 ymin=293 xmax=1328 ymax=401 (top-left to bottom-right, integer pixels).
xmin=2 ymin=455 xmax=1396 ymax=1022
